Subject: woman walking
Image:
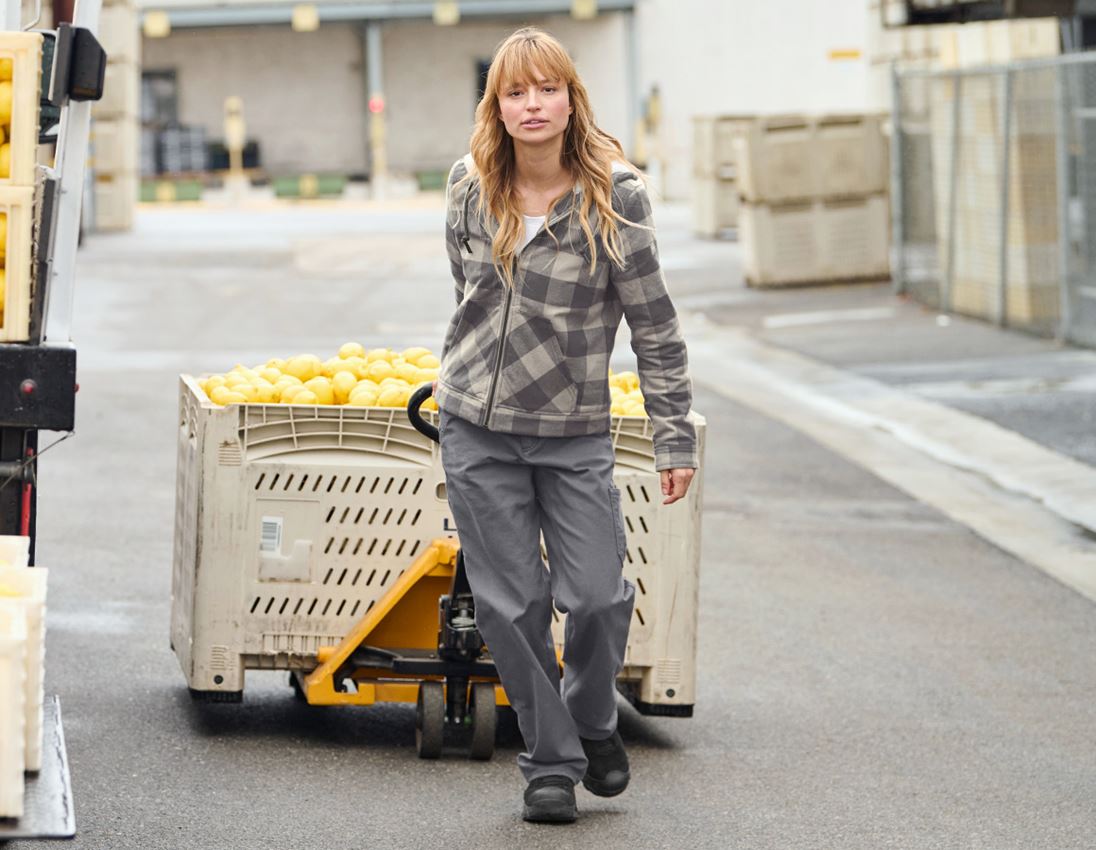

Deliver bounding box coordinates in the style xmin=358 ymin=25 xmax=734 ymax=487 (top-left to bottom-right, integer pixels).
xmin=433 ymin=26 xmax=697 ymax=823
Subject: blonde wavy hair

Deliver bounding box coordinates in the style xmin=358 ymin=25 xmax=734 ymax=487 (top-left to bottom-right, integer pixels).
xmin=458 ymin=26 xmax=647 ymax=289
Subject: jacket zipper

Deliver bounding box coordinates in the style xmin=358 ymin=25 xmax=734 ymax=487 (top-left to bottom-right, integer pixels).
xmin=481 ymin=191 xmax=577 ymax=429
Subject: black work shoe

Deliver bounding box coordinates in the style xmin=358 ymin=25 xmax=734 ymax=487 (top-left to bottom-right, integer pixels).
xmin=522 ymin=775 xmax=578 ymax=823
xmin=579 ymin=729 xmax=630 ymax=797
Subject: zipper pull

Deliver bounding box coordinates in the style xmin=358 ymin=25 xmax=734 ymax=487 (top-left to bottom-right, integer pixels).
xmin=461 ymin=235 xmax=472 ymax=254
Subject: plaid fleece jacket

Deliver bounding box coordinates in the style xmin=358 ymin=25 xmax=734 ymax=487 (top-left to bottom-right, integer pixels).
xmin=435 ymin=155 xmax=698 ymax=472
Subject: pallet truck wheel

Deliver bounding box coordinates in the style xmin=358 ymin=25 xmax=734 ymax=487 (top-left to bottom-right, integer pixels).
xmin=289 ymin=672 xmax=306 ymax=702
xmin=468 ymin=682 xmax=497 ymax=761
xmin=416 ymin=682 xmax=445 ymax=759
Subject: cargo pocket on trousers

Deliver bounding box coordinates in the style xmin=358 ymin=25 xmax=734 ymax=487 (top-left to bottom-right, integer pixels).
xmin=608 ymin=483 xmax=627 ymax=565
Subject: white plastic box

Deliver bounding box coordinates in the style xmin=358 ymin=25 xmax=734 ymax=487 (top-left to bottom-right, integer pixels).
xmin=90 ymin=117 xmax=139 ymax=175
xmin=0 ymin=33 xmax=44 ymax=188
xmin=740 ymin=194 xmax=891 ymax=287
xmin=93 ymin=172 xmax=137 ymax=231
xmin=692 ymin=176 xmax=739 ymax=237
xmin=171 ymin=376 xmax=707 ymax=712
xmin=735 ymin=113 xmax=888 ymax=203
xmin=92 ymin=61 xmax=140 ymax=121
xmin=0 ymin=534 xmax=30 ymax=568
xmin=0 ymin=184 xmax=36 ymax=342
xmin=0 ymin=565 xmax=47 ymax=772
xmin=98 ymin=5 xmax=141 ymax=65
xmin=0 ymin=599 xmax=27 ymax=819
xmin=693 ymin=114 xmax=753 ymax=179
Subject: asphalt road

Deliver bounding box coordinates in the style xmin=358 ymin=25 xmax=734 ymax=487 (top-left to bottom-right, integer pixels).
xmin=7 ymin=199 xmax=1096 ymax=849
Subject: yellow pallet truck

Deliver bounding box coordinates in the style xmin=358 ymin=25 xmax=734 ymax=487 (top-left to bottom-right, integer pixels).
xmin=291 ymin=385 xmax=561 ymax=761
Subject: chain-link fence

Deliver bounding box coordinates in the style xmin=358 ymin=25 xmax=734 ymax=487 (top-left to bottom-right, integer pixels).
xmin=893 ymin=54 xmax=1096 ymax=347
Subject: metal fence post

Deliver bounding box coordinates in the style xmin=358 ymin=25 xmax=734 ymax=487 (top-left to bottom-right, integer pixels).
xmin=1055 ymin=63 xmax=1074 ymax=344
xmin=944 ymin=72 xmax=962 ymax=313
xmin=997 ymin=68 xmax=1014 ymax=327
xmin=891 ymin=65 xmax=905 ymax=295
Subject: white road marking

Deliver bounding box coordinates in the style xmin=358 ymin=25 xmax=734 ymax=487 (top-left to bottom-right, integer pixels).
xmin=761 ymin=306 xmax=898 ymax=328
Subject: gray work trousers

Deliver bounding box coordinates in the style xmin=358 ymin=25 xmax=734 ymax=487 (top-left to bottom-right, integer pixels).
xmin=437 ymin=406 xmax=636 ymax=784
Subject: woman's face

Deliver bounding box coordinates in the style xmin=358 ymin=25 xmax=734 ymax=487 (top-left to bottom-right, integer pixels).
xmin=497 ymin=66 xmax=573 ymax=149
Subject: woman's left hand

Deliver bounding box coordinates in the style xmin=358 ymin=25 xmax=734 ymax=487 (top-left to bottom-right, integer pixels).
xmin=660 ymin=468 xmax=695 ymax=505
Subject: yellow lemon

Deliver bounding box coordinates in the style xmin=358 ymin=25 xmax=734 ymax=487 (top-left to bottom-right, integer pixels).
xmin=254 ymin=382 xmax=278 ymax=403
xmin=233 ymin=383 xmax=259 ymax=402
xmin=0 ymin=59 xmax=11 ymax=82
xmin=352 ymin=378 xmax=380 ymax=393
xmin=210 ymin=386 xmax=238 ymax=406
xmin=327 ymin=357 xmax=360 ymax=377
xmin=266 ymin=357 xmax=287 ymax=371
xmin=417 ymin=354 xmax=441 ymax=370
xmin=395 ymin=362 xmax=420 ymax=383
xmin=332 ymin=371 xmax=357 ymax=404
xmin=366 ymin=360 xmax=396 ymax=382
xmin=320 ymin=357 xmax=341 ymax=378
xmin=339 ymin=342 xmax=365 ymax=359
xmin=0 ymin=142 xmax=10 ymax=180
xmin=304 ymin=376 xmax=335 ymax=405
xmin=422 ymin=397 xmax=439 ymax=411
xmin=0 ymin=212 xmax=7 ymax=254
xmin=365 ymin=347 xmax=392 ymax=364
xmin=616 ymin=370 xmax=639 ymax=392
xmin=0 ymin=82 xmax=12 ymax=125
xmin=377 ymin=386 xmax=405 ymax=407
xmin=205 ymin=374 xmax=227 ymax=392
xmin=285 ymin=354 xmax=321 ymax=381
xmin=401 ymin=346 xmax=432 ymax=365
xmin=293 ymin=389 xmax=318 ymax=405
xmin=259 ymin=367 xmax=282 ymax=384
xmin=347 ymin=390 xmax=378 ymax=407
xmin=223 ymin=372 xmax=250 ymax=389
xmin=280 ymin=384 xmax=307 ymax=404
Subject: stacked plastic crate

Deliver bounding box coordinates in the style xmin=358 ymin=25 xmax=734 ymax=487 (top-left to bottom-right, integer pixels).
xmin=930 ymin=18 xmax=1061 ymax=327
xmin=736 ymin=114 xmax=891 ymax=287
xmin=691 ymin=115 xmax=752 ymax=238
xmin=0 ymin=536 xmax=48 ymax=819
xmin=0 ymin=33 xmax=42 ymax=343
xmin=90 ymin=0 xmax=141 ymax=231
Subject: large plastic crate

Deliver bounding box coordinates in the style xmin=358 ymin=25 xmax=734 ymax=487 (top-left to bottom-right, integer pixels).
xmin=740 ymin=194 xmax=891 ymax=287
xmin=0 ymin=185 xmax=35 ymax=342
xmin=0 ymin=599 xmax=27 ymax=819
xmin=735 ymin=113 xmax=888 ymax=203
xmin=0 ymin=565 xmax=47 ymax=772
xmin=0 ymin=33 xmax=43 ymax=188
xmin=171 ymin=375 xmax=706 ymax=713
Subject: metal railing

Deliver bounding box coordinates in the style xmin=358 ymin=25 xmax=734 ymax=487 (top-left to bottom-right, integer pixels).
xmin=892 ymin=52 xmax=1096 ymax=347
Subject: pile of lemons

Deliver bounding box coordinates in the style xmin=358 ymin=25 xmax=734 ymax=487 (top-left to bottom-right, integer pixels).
xmin=198 ymin=344 xmax=649 ymax=419
xmin=0 ymin=58 xmax=14 ymax=179
xmin=608 ymin=369 xmax=647 ymax=418
xmin=199 ymin=343 xmax=441 ymax=410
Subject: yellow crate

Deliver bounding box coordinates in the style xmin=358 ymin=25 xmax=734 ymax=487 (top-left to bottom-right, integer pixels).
xmin=0 ymin=32 xmax=43 ymax=188
xmin=0 ymin=185 xmax=33 ymax=342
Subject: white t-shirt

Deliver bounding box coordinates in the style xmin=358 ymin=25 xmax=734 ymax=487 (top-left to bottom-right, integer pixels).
xmin=520 ymin=214 xmax=546 ymax=252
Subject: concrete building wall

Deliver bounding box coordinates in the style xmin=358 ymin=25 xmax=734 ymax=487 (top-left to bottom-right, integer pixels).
xmin=141 ymin=23 xmax=369 ymax=175
xmin=636 ymin=0 xmax=870 ymax=198
xmin=381 ymin=12 xmax=630 ymax=174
